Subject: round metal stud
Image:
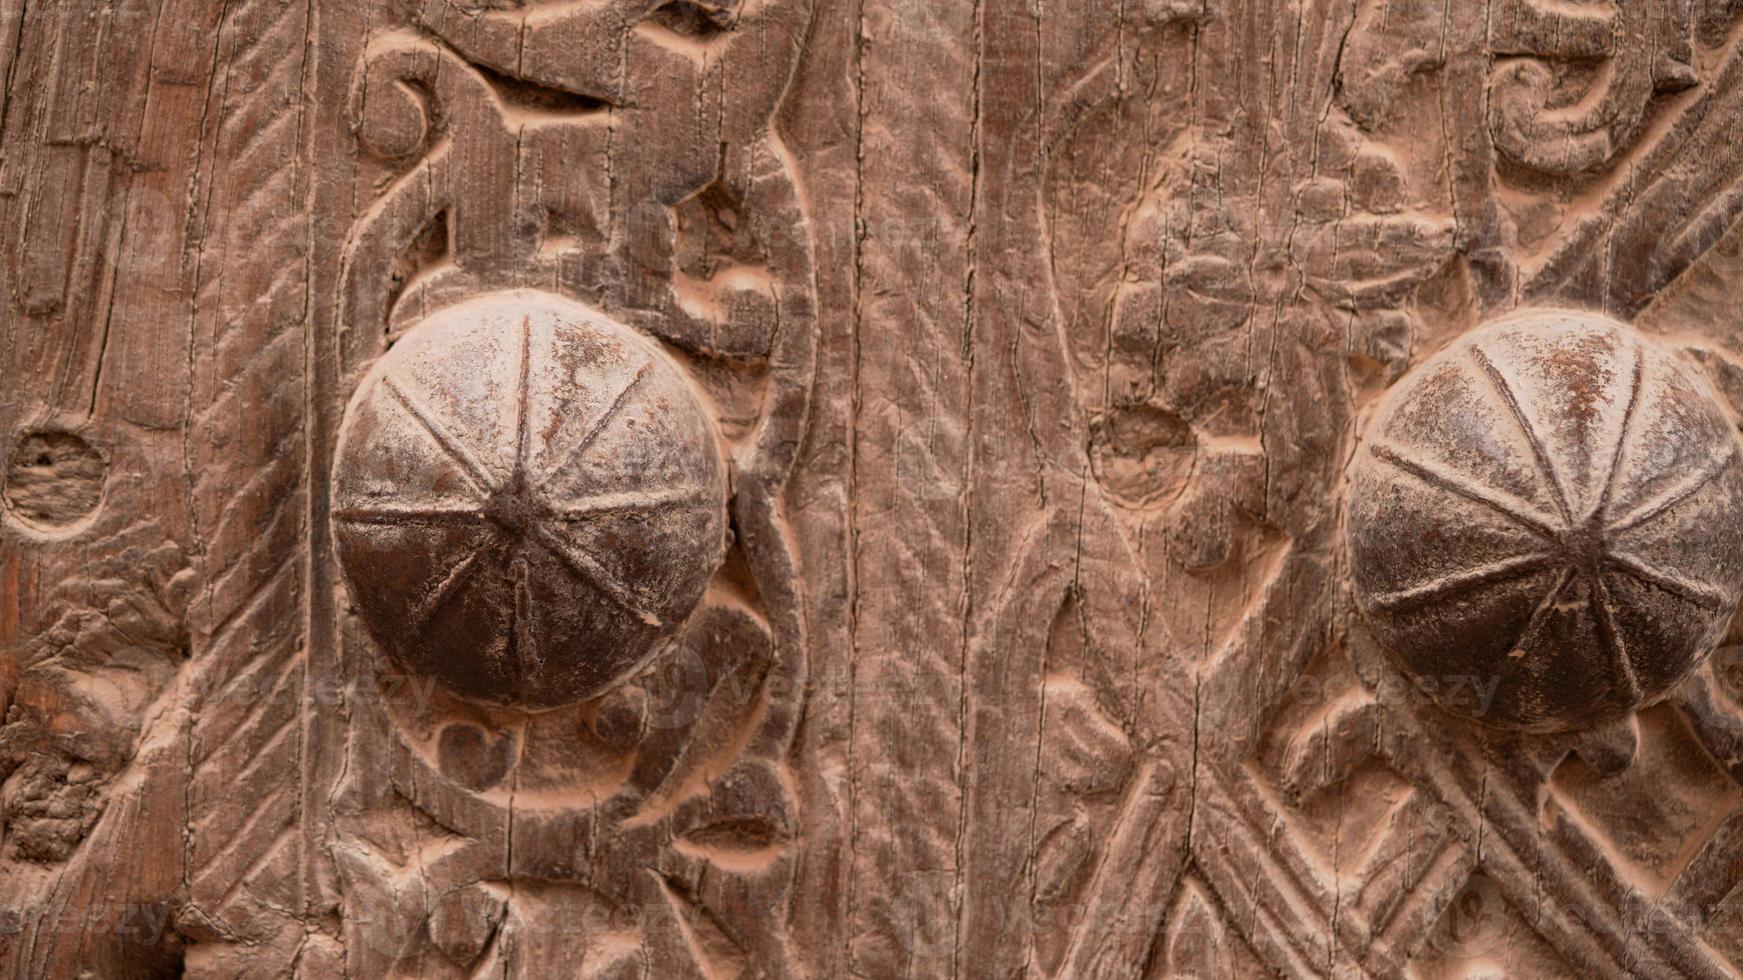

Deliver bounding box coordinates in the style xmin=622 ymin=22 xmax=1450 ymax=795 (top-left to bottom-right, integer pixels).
xmin=1347 ymin=309 xmax=1743 ymax=732
xmin=333 ymin=290 xmax=727 ymax=710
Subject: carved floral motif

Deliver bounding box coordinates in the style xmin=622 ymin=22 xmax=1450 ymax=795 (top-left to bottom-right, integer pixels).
xmin=326 ymin=1 xmax=817 ymax=974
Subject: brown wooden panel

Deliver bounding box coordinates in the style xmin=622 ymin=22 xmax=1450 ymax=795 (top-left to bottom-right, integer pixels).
xmin=6 ymin=1 xmax=1743 ymax=977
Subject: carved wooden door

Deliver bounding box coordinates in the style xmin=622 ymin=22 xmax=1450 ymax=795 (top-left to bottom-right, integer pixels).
xmin=10 ymin=0 xmax=1743 ymax=977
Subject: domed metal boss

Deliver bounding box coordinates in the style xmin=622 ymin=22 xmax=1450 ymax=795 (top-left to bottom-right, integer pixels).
xmin=332 ymin=290 xmax=726 ymax=710
xmin=1346 ymin=309 xmax=1743 ymax=732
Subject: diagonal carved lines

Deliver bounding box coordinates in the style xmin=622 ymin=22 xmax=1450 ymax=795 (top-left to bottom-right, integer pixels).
xmin=1378 ymin=698 xmax=1729 ymax=978
xmin=1232 ymin=672 xmax=1715 ymax=978
xmin=1667 ymin=677 xmax=1743 ymax=914
xmin=1190 ymin=762 xmax=1381 ymax=978
xmin=1197 ymin=573 xmax=1711 ymax=980
xmin=1364 ymin=834 xmax=1471 ymax=970
xmin=410 ymin=536 xmax=500 ymax=629
xmin=1469 ymin=343 xmax=1574 ymax=522
xmin=193 ymin=667 xmax=301 ymax=820
xmin=1588 ymin=343 xmax=1644 ymax=524
xmin=1053 ymin=760 xmax=1185 ymax=977
xmin=205 ymin=826 xmax=299 ymax=921
xmin=1233 ymin=346 xmax=1736 ymax=979
xmin=184 ymin=0 xmax=313 ymax=952
xmin=191 ymin=784 xmax=293 ymax=900
xmin=1366 ymin=551 xmax=1555 ymax=612
xmin=529 ymin=522 xmax=662 ymax=626
xmin=1604 ymin=550 xmax=1731 ymax=610
xmin=1369 ymin=441 xmax=1561 ymax=537
xmin=383 ymin=375 xmax=500 ymax=493
xmin=1589 ymin=575 xmax=1644 ymax=704
xmin=1192 ymin=683 xmax=1692 ymax=979
xmin=539 ymin=359 xmax=653 ymax=488
xmin=1512 ymin=564 xmax=1574 ymax=654
xmin=195 ymin=653 xmax=302 ymax=772
xmin=1609 ymin=442 xmax=1738 ymax=534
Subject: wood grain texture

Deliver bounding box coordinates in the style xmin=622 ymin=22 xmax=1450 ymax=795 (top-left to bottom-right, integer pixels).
xmin=181 ymin=0 xmax=312 ymax=969
xmin=10 ymin=0 xmax=1743 ymax=977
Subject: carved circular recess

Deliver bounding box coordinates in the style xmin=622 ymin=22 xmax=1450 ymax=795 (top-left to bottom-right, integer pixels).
xmin=333 ymin=290 xmax=727 ymax=710
xmin=1346 ymin=309 xmax=1743 ymax=733
xmin=2 ymin=430 xmax=106 ymax=534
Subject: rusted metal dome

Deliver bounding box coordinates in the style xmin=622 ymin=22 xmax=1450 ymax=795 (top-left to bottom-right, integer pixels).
xmin=332 ymin=291 xmax=727 ymax=710
xmin=1347 ymin=309 xmax=1743 ymax=732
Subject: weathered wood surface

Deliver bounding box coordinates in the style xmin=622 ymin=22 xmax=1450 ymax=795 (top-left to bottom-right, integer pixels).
xmin=7 ymin=0 xmax=1743 ymax=977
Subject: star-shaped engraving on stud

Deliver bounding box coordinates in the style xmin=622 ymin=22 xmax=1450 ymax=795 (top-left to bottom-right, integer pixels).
xmin=334 ymin=317 xmax=713 ymax=643
xmin=331 ymin=293 xmax=728 ymax=710
xmin=1363 ymin=341 xmax=1736 ymax=703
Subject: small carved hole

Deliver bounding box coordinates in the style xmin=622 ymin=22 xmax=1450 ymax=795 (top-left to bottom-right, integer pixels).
xmin=3 ymin=430 xmax=106 ymax=533
xmin=649 ymin=0 xmax=735 ymax=38
xmin=1088 ymin=403 xmax=1197 ymax=507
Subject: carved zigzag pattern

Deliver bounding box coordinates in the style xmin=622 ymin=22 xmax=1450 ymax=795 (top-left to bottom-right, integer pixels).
xmin=185 ymin=0 xmax=311 ymax=949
